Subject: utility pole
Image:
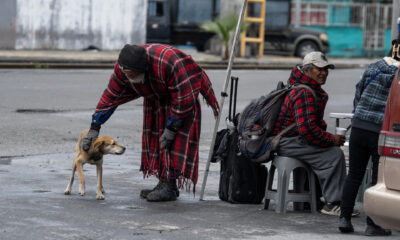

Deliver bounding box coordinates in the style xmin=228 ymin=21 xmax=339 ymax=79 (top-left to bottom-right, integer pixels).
xmin=294 ymin=0 xmax=301 ymax=28
xmin=391 ymin=0 xmax=400 ymax=40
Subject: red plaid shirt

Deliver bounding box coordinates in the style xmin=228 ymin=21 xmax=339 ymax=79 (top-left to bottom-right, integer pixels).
xmin=95 ymin=44 xmax=219 ymax=187
xmin=273 ymin=66 xmax=335 ymax=147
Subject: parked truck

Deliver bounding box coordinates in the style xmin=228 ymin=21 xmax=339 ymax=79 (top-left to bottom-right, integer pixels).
xmin=146 ymin=0 xmax=218 ymax=51
xmin=147 ymin=0 xmax=329 ymax=57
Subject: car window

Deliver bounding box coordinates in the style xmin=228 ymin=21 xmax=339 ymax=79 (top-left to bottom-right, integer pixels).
xmin=148 ymin=2 xmax=164 ymax=17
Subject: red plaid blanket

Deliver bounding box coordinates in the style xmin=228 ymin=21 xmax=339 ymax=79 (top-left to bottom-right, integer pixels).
xmin=95 ymin=44 xmax=219 ymax=188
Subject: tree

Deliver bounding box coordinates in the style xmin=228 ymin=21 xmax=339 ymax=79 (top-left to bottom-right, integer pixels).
xmin=201 ymin=13 xmax=249 ymax=60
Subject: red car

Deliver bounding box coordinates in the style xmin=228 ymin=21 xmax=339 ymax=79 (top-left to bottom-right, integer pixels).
xmin=364 ymin=68 xmax=400 ymax=230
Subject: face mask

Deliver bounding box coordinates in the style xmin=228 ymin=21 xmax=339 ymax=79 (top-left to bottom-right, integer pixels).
xmin=127 ymin=73 xmax=145 ymax=84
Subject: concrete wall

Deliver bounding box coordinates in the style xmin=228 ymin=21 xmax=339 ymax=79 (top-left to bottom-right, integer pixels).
xmin=0 ymin=0 xmax=17 ymax=49
xmin=220 ymin=0 xmax=242 ymax=15
xmin=1 ymin=0 xmax=146 ymax=50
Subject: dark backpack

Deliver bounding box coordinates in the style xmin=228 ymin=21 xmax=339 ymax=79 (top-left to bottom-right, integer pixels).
xmin=237 ymin=82 xmax=316 ymax=163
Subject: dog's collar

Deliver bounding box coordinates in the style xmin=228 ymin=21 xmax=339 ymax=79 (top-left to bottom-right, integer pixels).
xmin=93 ymin=155 xmax=102 ymax=161
xmin=90 ymin=153 xmax=103 ymax=162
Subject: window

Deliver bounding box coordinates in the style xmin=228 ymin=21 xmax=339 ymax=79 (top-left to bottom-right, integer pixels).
xmin=148 ymin=2 xmax=164 ymax=17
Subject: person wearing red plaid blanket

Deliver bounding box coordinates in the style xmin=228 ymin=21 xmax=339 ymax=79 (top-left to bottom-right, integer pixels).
xmin=82 ymin=44 xmax=219 ymax=202
xmin=273 ymin=52 xmax=348 ymax=216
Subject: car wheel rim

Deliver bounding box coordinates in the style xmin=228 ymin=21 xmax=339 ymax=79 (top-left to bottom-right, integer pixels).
xmin=300 ymin=44 xmax=316 ymax=57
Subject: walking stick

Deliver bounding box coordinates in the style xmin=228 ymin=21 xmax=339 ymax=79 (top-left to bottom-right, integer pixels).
xmin=199 ymin=0 xmax=248 ymax=200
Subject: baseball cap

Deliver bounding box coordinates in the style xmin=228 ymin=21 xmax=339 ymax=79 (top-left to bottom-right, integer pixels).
xmin=303 ymin=51 xmax=335 ymax=69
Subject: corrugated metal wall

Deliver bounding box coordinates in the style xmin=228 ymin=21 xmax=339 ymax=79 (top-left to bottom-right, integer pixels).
xmin=1 ymin=0 xmax=146 ymax=50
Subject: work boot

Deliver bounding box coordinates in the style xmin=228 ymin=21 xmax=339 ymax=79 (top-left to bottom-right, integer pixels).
xmin=140 ymin=179 xmax=180 ymax=199
xmin=146 ymin=179 xmax=179 ymax=202
xmin=338 ymin=217 xmax=354 ymax=233
xmin=140 ymin=181 xmax=163 ymax=199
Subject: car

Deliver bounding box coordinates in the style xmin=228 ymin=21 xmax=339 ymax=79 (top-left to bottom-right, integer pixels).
xmin=364 ymin=69 xmax=400 ymax=231
xmin=264 ymin=26 xmax=330 ymax=58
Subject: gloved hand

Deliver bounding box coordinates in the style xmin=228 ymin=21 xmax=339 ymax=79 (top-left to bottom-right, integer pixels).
xmin=82 ymin=126 xmax=100 ymax=151
xmin=160 ymin=128 xmax=177 ymax=150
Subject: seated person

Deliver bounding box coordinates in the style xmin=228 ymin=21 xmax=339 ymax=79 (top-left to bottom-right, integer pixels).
xmin=273 ymin=52 xmax=346 ymax=216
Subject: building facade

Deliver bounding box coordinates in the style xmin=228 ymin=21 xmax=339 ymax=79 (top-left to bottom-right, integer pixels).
xmin=291 ymin=0 xmax=393 ymax=57
xmin=0 ymin=0 xmax=146 ymax=50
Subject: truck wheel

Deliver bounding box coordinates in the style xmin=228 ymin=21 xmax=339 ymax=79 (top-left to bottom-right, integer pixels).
xmin=295 ymin=41 xmax=319 ymax=58
xmin=195 ymin=43 xmax=206 ymax=52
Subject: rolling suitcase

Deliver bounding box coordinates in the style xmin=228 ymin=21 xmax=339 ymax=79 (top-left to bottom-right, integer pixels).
xmin=215 ymin=76 xmax=268 ymax=204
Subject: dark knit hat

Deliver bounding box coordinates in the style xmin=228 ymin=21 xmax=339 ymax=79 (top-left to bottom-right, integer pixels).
xmin=388 ymin=17 xmax=400 ymax=61
xmin=390 ymin=39 xmax=400 ymax=61
xmin=118 ymin=44 xmax=147 ymax=72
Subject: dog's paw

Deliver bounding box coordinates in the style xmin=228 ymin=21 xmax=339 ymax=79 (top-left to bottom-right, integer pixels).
xmin=64 ymin=189 xmax=71 ymax=195
xmin=78 ymin=190 xmax=85 ymax=196
xmin=96 ymin=194 xmax=105 ymax=200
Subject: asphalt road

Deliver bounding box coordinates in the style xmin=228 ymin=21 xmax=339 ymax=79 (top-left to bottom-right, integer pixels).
xmin=1 ymin=69 xmax=398 ymax=239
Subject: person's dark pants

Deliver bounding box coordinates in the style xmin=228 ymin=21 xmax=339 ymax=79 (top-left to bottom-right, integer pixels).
xmin=340 ymin=127 xmax=379 ymax=226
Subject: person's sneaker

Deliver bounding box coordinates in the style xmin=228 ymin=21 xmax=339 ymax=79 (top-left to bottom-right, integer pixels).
xmin=351 ymin=209 xmax=360 ymax=217
xmin=321 ymin=203 xmax=341 ymax=216
xmin=365 ymin=224 xmax=392 ymax=236
xmin=321 ymin=203 xmax=360 ymax=217
xmin=338 ymin=217 xmax=354 ymax=233
xmin=146 ymin=180 xmax=179 ymax=202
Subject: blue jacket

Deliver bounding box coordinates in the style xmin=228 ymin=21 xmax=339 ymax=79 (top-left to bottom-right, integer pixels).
xmin=352 ymin=58 xmax=399 ymax=133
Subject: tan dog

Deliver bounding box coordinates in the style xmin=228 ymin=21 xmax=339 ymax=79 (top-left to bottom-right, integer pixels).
xmin=64 ymin=129 xmax=125 ymax=200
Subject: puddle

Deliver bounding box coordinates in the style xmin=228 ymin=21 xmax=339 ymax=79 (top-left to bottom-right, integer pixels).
xmin=32 ymin=190 xmax=51 ymax=193
xmin=141 ymin=224 xmax=181 ymax=232
xmin=0 ymin=158 xmax=12 ymax=165
xmin=112 ymin=205 xmax=145 ymax=210
xmin=16 ymin=109 xmax=67 ymax=114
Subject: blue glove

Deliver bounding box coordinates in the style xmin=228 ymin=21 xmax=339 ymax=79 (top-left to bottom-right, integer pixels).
xmin=160 ymin=118 xmax=184 ymax=150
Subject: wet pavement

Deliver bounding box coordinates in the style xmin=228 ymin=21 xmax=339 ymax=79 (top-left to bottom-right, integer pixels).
xmin=1 ymin=150 xmax=399 ymax=240
xmin=1 ymin=68 xmax=399 ymax=239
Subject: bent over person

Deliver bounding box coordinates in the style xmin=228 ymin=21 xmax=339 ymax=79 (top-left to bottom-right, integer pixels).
xmin=82 ymin=44 xmax=219 ymax=202
xmin=273 ymin=52 xmax=348 ymax=215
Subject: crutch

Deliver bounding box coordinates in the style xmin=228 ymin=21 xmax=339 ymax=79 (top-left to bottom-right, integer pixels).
xmin=199 ymin=0 xmax=248 ymax=200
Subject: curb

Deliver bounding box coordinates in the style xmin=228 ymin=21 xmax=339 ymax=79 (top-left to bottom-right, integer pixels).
xmin=0 ymin=61 xmax=369 ymax=70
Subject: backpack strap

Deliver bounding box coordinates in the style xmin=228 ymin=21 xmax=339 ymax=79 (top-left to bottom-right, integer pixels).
xmin=292 ymin=84 xmax=317 ymax=101
xmin=366 ymin=70 xmax=381 ymax=87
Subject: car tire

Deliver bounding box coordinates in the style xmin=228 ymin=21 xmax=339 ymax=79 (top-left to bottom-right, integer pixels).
xmin=295 ymin=40 xmax=320 ymax=58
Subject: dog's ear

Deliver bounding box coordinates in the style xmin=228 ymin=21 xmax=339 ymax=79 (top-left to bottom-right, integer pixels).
xmin=93 ymin=140 xmax=105 ymax=152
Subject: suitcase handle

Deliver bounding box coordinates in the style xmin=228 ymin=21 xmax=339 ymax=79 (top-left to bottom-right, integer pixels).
xmin=229 ymin=76 xmax=239 ymax=122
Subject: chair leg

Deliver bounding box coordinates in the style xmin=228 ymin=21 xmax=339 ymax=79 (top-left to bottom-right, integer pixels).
xmin=264 ymin=199 xmax=270 ymax=210
xmin=267 ymin=165 xmax=275 ymax=191
xmin=263 ymin=166 xmax=275 ymax=210
xmin=293 ymin=168 xmax=306 ymax=211
xmin=310 ymin=172 xmax=317 ymax=213
xmin=276 ymin=169 xmax=288 ymax=213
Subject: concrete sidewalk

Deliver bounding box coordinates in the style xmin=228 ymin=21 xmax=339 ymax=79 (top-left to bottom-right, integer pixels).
xmin=0 ymin=48 xmax=377 ymax=69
